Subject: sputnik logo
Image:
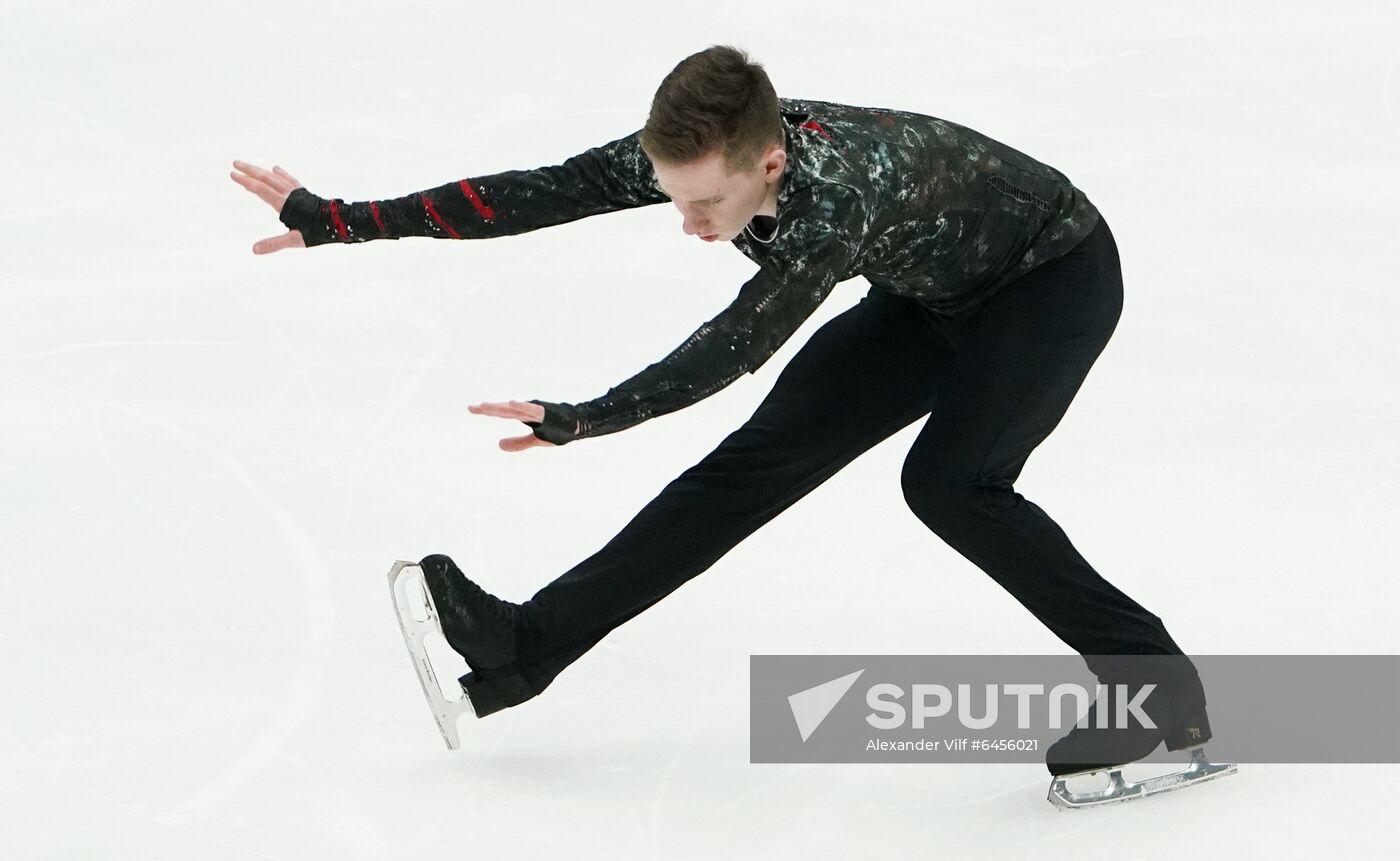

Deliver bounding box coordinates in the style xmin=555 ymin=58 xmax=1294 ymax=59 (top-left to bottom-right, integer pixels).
xmin=788 ymin=669 xmax=866 ymax=742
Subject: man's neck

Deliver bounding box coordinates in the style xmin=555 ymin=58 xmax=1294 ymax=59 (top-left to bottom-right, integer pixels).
xmin=757 ymin=176 xmax=780 ymax=218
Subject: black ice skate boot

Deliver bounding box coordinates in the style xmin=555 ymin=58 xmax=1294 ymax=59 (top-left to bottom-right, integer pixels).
xmin=1045 ymin=659 xmax=1212 ymax=777
xmin=1043 ymin=658 xmax=1237 ymax=808
xmin=419 ymin=553 xmax=538 ymax=718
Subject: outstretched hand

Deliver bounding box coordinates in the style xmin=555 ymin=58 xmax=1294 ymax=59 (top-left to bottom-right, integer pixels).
xmin=469 ymin=400 xmax=556 ymax=451
xmin=230 ymin=159 xmax=308 ymax=254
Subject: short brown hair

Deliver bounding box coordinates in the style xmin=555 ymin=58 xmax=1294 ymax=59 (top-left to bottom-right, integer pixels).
xmin=640 ymin=45 xmax=784 ymax=174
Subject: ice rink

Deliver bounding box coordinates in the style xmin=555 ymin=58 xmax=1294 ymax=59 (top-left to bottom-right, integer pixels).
xmin=3 ymin=1 xmax=1398 ymax=857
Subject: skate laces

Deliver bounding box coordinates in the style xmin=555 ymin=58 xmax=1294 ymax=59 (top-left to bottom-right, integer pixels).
xmin=444 ymin=562 xmax=518 ymax=633
xmin=420 ymin=555 xmax=520 ymax=668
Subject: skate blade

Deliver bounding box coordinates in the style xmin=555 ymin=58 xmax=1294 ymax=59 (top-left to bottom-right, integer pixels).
xmin=1047 ymin=747 xmax=1238 ymax=810
xmin=387 ymin=560 xmax=476 ymax=750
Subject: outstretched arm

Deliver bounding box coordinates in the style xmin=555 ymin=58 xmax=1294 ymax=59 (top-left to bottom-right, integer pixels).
xmin=516 ymin=184 xmax=867 ymax=447
xmin=231 ymin=129 xmax=666 ymax=251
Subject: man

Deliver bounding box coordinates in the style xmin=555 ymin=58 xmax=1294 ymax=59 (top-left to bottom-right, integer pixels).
xmin=232 ymin=44 xmax=1214 ymax=780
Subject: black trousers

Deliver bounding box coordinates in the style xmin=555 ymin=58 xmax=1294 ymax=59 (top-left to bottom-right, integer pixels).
xmin=508 ymin=214 xmax=1185 ymax=697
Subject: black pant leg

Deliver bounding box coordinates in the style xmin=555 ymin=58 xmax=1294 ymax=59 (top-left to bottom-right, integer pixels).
xmin=512 ymin=287 xmax=957 ymax=694
xmin=899 ymin=217 xmax=1187 ymax=675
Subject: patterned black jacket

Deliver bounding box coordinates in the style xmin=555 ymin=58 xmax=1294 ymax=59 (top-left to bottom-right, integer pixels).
xmin=277 ymin=97 xmax=1101 ymax=445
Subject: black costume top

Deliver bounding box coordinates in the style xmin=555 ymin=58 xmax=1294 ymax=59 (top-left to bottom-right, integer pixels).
xmin=278 ymin=97 xmax=1101 ymax=445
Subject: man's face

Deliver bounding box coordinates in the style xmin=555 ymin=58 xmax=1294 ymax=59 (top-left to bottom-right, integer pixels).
xmin=653 ymin=141 xmax=785 ymax=243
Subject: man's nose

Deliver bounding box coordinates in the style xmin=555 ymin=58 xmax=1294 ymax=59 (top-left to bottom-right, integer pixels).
xmin=676 ymin=205 xmax=707 ymax=235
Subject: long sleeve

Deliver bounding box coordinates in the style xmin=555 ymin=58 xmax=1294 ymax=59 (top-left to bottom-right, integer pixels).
xmin=528 ymin=184 xmax=867 ymax=445
xmin=277 ymin=129 xmax=667 ymax=246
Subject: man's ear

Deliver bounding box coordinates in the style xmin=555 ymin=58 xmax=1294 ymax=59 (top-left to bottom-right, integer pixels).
xmin=767 ymin=149 xmax=786 ymax=180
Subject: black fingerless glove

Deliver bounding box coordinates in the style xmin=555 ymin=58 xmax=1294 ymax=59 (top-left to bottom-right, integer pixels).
xmin=525 ymin=400 xmax=587 ymax=445
xmin=278 ymin=187 xmax=333 ymax=246
xmin=277 ymin=187 xmax=361 ymax=247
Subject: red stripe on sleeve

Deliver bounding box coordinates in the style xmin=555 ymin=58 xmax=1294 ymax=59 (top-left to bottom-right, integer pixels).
xmin=368 ymin=201 xmax=386 ymax=236
xmin=457 ymin=180 xmax=496 ymax=220
xmin=420 ymin=195 xmax=463 ymax=239
xmin=328 ymin=199 xmax=350 ymax=239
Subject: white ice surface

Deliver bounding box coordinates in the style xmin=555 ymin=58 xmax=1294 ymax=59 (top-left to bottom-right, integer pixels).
xmin=2 ymin=1 xmax=1398 ymax=858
